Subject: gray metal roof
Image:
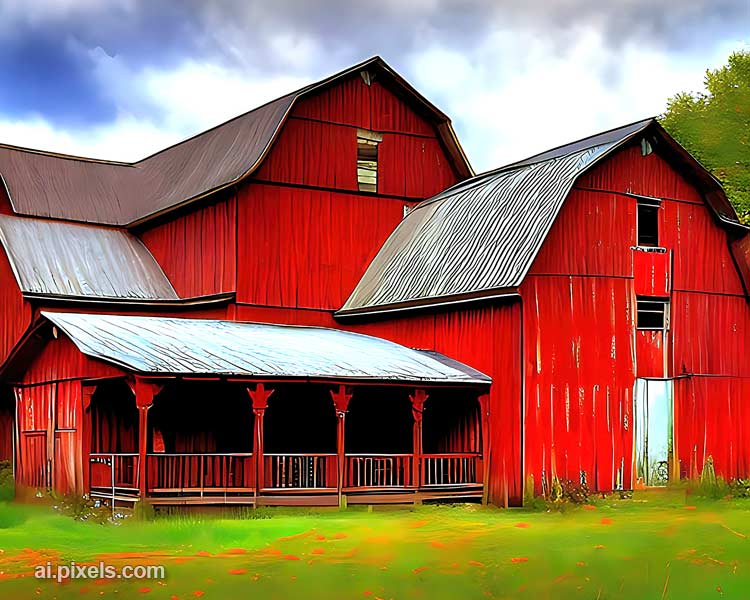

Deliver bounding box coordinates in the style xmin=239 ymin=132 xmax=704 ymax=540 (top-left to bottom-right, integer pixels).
xmin=0 ymin=216 xmax=177 ymax=300
xmin=41 ymin=312 xmax=491 ymax=384
xmin=338 ymin=118 xmax=741 ymax=316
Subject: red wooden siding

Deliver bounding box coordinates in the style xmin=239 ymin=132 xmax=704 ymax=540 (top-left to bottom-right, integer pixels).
xmin=21 ymin=336 xmax=124 ymax=386
xmin=633 ymin=249 xmax=671 ymax=297
xmin=675 ymin=376 xmax=750 ymax=481
xmin=0 ymin=247 xmax=32 ymax=368
xmin=139 ymin=196 xmax=237 ymax=298
xmin=522 ymin=275 xmax=635 ymax=493
xmin=671 ymin=291 xmax=750 ymax=377
xmin=0 ymin=386 xmax=12 ymax=461
xmin=14 ymin=379 xmax=91 ymax=494
xmin=576 ymin=144 xmax=704 ymax=204
xmin=524 ymin=141 xmax=750 ymax=493
xmin=236 ymin=183 xmax=414 ymax=310
xmin=345 ymin=303 xmax=522 ymax=506
xmin=294 ymin=77 xmax=435 ymax=136
xmin=529 ymin=188 xmax=635 ymax=277
xmin=662 ymin=200 xmax=744 ymax=296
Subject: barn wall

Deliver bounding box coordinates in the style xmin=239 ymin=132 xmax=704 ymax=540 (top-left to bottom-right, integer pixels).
xmin=524 ymin=141 xmax=750 ymax=491
xmin=0 ymin=247 xmax=32 ymax=368
xmin=0 ymin=385 xmax=12 ymax=462
xmin=139 ymin=195 xmax=237 ymax=298
xmin=13 ymin=336 xmax=126 ymax=495
xmin=236 ymin=183 xmax=414 ymax=310
xmin=343 ymin=302 xmax=523 ymax=506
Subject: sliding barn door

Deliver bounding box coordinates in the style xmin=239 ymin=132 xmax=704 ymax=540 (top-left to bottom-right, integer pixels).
xmin=634 ymin=379 xmax=674 ymax=486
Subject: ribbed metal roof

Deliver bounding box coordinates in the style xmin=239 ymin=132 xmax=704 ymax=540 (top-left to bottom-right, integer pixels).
xmin=338 ymin=118 xmax=742 ymax=316
xmin=0 ymin=57 xmax=471 ymax=226
xmin=0 ymin=216 xmax=177 ymax=300
xmin=41 ymin=312 xmax=491 ymax=384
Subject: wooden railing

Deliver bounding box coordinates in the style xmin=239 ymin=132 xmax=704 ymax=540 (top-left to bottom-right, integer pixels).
xmin=422 ymin=453 xmax=481 ymax=486
xmin=263 ymin=454 xmax=337 ymax=489
xmin=147 ymin=453 xmax=254 ymax=494
xmin=346 ymin=454 xmax=411 ymax=488
xmin=89 ymin=453 xmax=139 ymax=496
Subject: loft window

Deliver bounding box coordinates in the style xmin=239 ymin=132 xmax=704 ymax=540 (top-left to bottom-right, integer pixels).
xmin=637 ymin=202 xmax=660 ymax=247
xmin=357 ymin=129 xmax=382 ymax=193
xmin=636 ymin=299 xmax=668 ymax=330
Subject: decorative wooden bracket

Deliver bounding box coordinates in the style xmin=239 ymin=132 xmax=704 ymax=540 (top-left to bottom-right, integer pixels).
xmin=248 ymin=383 xmax=274 ymax=416
xmin=330 ymin=385 xmax=353 ymax=418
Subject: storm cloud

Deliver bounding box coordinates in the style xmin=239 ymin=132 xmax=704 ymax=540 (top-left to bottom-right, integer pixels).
xmin=0 ymin=0 xmax=747 ymax=169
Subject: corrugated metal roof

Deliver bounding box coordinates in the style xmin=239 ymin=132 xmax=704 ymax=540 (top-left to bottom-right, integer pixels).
xmin=338 ymin=119 xmax=742 ymax=316
xmin=41 ymin=312 xmax=491 ymax=384
xmin=0 ymin=57 xmax=472 ymax=226
xmin=0 ymin=216 xmax=177 ymax=300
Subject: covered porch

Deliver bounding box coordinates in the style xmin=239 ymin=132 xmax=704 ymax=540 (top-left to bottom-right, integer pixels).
xmin=87 ymin=379 xmax=488 ymax=506
xmin=43 ymin=312 xmax=490 ymax=507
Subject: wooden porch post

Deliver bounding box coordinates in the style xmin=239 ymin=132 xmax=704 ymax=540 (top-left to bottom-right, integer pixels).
xmin=478 ymin=393 xmax=491 ymax=505
xmin=81 ymin=384 xmax=97 ymax=497
xmin=331 ymin=385 xmax=352 ymax=508
xmin=248 ymin=383 xmax=274 ymax=497
xmin=130 ymin=378 xmax=162 ymax=501
xmin=410 ymin=389 xmax=428 ymax=493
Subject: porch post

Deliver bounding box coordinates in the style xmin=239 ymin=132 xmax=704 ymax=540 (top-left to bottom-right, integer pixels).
xmin=131 ymin=378 xmax=162 ymax=501
xmin=331 ymin=385 xmax=353 ymax=508
xmin=478 ymin=393 xmax=491 ymax=505
xmin=248 ymin=383 xmax=274 ymax=496
xmin=410 ymin=389 xmax=428 ymax=491
xmin=81 ymin=384 xmax=97 ymax=497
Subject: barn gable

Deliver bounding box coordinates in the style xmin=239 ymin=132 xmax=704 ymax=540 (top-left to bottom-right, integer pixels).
xmin=0 ymin=57 xmax=471 ymax=227
xmin=338 ymin=119 xmax=748 ymax=317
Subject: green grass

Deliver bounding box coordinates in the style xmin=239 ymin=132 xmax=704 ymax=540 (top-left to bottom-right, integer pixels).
xmin=2 ymin=494 xmax=750 ymax=599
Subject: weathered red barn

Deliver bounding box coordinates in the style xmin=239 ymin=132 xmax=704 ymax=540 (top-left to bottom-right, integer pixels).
xmin=0 ymin=57 xmax=748 ymax=507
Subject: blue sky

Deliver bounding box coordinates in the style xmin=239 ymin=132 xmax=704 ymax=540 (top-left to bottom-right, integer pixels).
xmin=0 ymin=0 xmax=747 ymax=171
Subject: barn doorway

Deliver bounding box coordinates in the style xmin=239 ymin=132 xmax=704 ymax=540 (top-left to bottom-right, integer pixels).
xmin=0 ymin=385 xmax=13 ymax=464
xmin=634 ymin=378 xmax=674 ymax=487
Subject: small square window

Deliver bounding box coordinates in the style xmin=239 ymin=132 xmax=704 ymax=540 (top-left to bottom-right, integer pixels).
xmin=637 ymin=299 xmax=668 ymax=330
xmin=357 ymin=129 xmax=382 ymax=193
xmin=637 ymin=203 xmax=659 ymax=247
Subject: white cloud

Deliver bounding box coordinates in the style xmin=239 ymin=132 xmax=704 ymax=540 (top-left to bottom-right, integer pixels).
xmin=0 ymin=28 xmax=745 ymax=169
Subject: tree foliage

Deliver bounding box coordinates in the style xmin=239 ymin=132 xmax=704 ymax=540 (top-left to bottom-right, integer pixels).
xmin=660 ymin=51 xmax=750 ymax=222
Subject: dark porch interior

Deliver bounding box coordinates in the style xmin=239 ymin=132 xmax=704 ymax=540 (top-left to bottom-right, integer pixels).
xmin=86 ymin=379 xmax=485 ymax=505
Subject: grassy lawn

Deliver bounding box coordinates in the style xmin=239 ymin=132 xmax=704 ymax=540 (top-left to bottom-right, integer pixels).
xmin=1 ymin=492 xmax=750 ymax=599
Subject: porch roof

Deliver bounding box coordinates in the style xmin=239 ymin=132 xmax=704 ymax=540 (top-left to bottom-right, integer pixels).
xmin=41 ymin=312 xmax=491 ymax=385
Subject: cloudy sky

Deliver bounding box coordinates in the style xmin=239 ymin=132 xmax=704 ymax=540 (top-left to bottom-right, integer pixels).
xmin=0 ymin=1 xmax=747 ymax=172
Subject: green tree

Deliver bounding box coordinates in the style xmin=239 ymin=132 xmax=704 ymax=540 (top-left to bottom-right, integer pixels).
xmin=660 ymin=50 xmax=750 ymax=222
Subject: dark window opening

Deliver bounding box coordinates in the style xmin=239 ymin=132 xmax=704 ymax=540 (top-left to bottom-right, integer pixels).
xmin=357 ymin=129 xmax=382 ymax=193
xmin=637 ymin=203 xmax=659 ymax=247
xmin=637 ymin=299 xmax=668 ymax=330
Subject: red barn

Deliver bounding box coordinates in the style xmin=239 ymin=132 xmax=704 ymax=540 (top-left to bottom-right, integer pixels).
xmin=0 ymin=57 xmax=748 ymax=507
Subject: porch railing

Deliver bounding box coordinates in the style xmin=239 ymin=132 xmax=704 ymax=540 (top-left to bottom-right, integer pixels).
xmin=422 ymin=453 xmax=481 ymax=486
xmin=89 ymin=453 xmax=139 ymax=496
xmin=147 ymin=453 xmax=255 ymax=494
xmin=346 ymin=454 xmax=411 ymax=488
xmin=263 ymin=453 xmax=337 ymax=489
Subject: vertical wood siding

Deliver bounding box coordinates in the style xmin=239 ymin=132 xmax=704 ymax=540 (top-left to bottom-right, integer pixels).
xmin=344 ymin=303 xmax=523 ymax=506
xmin=0 ymin=247 xmax=32 ymax=367
xmin=525 ymin=142 xmax=750 ymax=493
xmin=236 ymin=183 xmax=416 ymax=310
